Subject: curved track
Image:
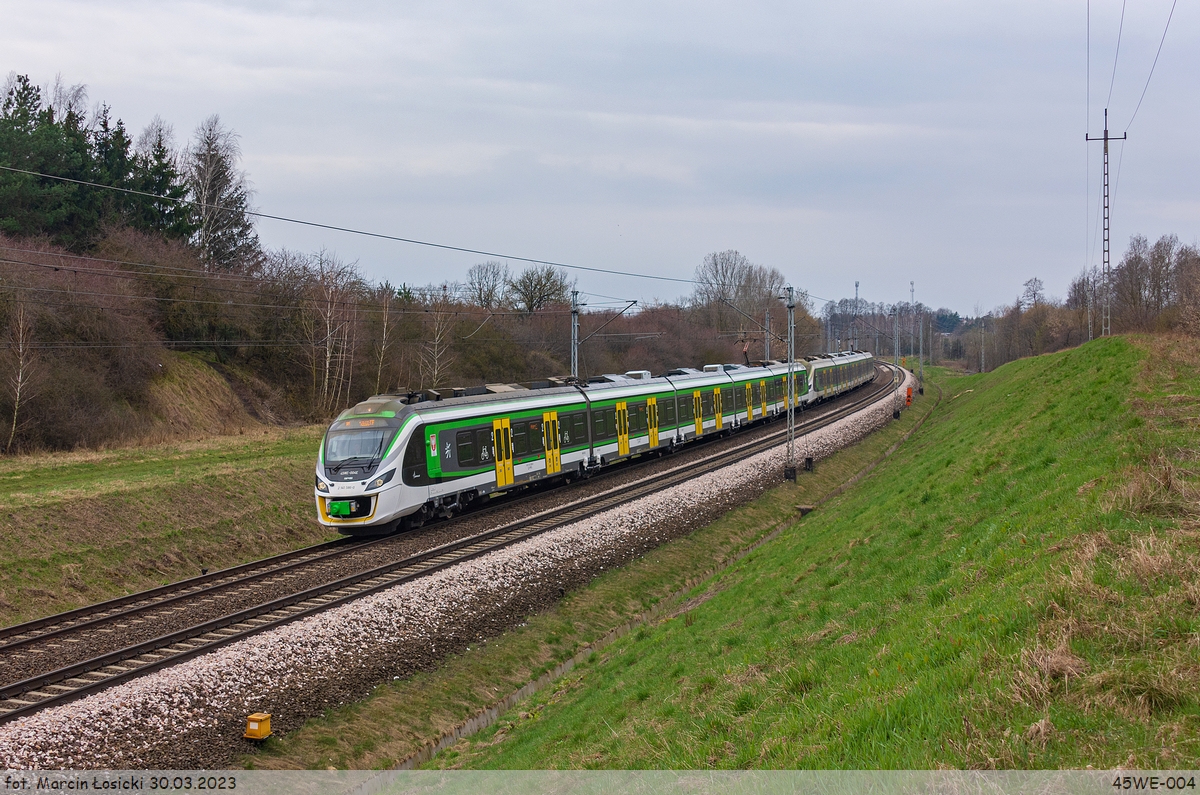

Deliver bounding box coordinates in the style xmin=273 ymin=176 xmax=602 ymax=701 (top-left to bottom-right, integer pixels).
xmin=0 ymin=364 xmax=901 ymax=723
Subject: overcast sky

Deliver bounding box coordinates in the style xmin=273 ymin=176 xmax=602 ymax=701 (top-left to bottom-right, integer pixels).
xmin=2 ymin=0 xmax=1196 ymax=315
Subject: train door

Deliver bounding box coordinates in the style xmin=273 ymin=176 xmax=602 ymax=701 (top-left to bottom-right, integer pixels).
xmin=744 ymin=383 xmax=753 ymax=423
xmin=542 ymin=411 xmax=561 ymax=475
xmin=693 ymin=390 xmax=703 ymax=436
xmin=492 ymin=417 xmax=513 ymax=487
xmin=616 ymin=401 xmax=630 ymax=456
xmin=714 ymin=388 xmax=723 ymax=431
xmin=647 ymin=397 xmax=659 ymax=448
xmin=759 ymin=379 xmax=767 ymax=418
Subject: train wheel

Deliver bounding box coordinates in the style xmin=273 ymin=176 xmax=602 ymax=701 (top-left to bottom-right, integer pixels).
xmin=403 ymin=505 xmax=428 ymax=531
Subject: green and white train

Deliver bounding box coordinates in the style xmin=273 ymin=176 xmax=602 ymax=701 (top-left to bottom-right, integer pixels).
xmin=315 ymin=351 xmax=875 ymax=534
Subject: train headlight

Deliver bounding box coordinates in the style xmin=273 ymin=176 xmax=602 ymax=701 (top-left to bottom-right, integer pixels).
xmin=316 ymin=476 xmax=329 ymax=492
xmin=369 ymin=469 xmax=396 ymax=490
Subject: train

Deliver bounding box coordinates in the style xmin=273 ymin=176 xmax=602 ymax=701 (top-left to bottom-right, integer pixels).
xmin=314 ymin=350 xmax=876 ymax=535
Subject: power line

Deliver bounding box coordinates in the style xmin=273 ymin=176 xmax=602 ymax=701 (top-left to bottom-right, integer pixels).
xmin=0 ymin=336 xmax=581 ymax=351
xmin=0 ymin=164 xmax=701 ymax=287
xmin=0 ymin=244 xmax=265 ymax=285
xmin=0 ymin=164 xmax=845 ymax=305
xmin=1106 ymin=0 xmax=1127 ymax=108
xmin=1126 ymin=0 xmax=1179 ymax=131
xmin=0 ymin=256 xmax=582 ymax=316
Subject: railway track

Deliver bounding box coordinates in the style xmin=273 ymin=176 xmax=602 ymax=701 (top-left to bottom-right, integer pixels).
xmin=0 ymin=364 xmax=901 ymax=723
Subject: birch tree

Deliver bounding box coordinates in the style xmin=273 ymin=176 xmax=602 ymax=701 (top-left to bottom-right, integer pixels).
xmin=4 ymin=300 xmax=37 ymax=454
xmin=419 ymin=284 xmax=457 ymax=391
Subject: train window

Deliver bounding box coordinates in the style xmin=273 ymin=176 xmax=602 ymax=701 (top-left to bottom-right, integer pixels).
xmin=456 ymin=430 xmax=475 ymax=465
xmin=563 ymin=413 xmax=586 ymax=446
xmin=721 ymin=387 xmax=732 ymax=413
xmin=734 ymin=385 xmax=745 ymax=410
xmin=628 ymin=405 xmax=648 ymax=437
xmin=752 ymin=382 xmax=761 ymax=404
xmin=527 ymin=420 xmax=543 ymax=453
xmin=678 ymin=397 xmax=692 ymax=423
xmin=512 ymin=423 xmax=528 ymax=457
xmin=476 ymin=429 xmax=494 ymax=463
xmin=701 ymin=391 xmax=714 ymax=418
xmin=594 ymin=408 xmax=619 ymax=441
xmin=663 ymin=398 xmax=676 ymax=426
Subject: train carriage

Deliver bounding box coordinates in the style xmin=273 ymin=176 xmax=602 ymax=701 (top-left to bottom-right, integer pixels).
xmin=315 ymin=350 xmax=876 ymax=535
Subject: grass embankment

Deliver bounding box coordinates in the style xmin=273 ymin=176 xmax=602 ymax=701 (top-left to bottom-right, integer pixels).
xmin=424 ymin=336 xmax=1200 ymax=768
xmin=0 ymin=425 xmax=332 ymax=625
xmin=244 ymin=381 xmax=933 ymax=770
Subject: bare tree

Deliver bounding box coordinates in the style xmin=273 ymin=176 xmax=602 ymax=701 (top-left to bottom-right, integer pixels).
xmin=419 ymin=284 xmax=457 ymax=390
xmin=47 ymin=74 xmax=88 ymax=120
xmin=466 ymin=261 xmax=509 ymax=308
xmin=290 ymin=249 xmax=362 ymax=417
xmin=507 ymin=265 xmax=572 ymax=315
xmin=374 ymin=283 xmax=396 ymax=395
xmin=693 ymin=250 xmax=751 ymax=329
xmin=1022 ymin=277 xmax=1045 ymax=307
xmin=1177 ymin=245 xmax=1200 ymax=335
xmin=4 ymin=300 xmax=37 ymax=454
xmin=135 ymin=115 xmax=176 ymax=159
xmin=1148 ymin=234 xmax=1179 ymax=315
xmin=692 ymin=251 xmax=786 ymax=356
xmin=1113 ymin=234 xmax=1152 ymax=330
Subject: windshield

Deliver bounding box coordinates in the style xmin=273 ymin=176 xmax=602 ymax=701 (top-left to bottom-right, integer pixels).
xmin=322 ymin=416 xmax=403 ymax=481
xmin=325 ymin=428 xmax=393 ymax=466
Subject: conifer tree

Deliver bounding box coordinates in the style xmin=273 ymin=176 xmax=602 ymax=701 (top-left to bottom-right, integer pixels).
xmin=184 ymin=114 xmax=260 ymax=270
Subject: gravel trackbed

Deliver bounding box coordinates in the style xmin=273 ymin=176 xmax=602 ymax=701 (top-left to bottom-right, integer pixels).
xmin=0 ymin=372 xmax=909 ymax=769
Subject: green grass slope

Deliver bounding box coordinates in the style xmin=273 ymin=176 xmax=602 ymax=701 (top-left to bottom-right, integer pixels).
xmin=434 ymin=336 xmax=1200 ymax=768
xmin=0 ymin=425 xmax=331 ymax=625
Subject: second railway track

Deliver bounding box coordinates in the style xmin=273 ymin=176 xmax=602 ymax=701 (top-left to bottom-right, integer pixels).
xmin=0 ymin=364 xmax=903 ymax=723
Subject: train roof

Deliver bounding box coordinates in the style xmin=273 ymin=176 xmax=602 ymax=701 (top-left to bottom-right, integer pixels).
xmin=330 ymin=352 xmax=876 ymax=427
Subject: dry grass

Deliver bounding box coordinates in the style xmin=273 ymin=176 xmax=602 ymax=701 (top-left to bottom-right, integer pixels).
xmin=1006 ymin=336 xmax=1200 ymax=728
xmin=1103 ymin=455 xmax=1199 ymax=517
xmin=1024 ymin=716 xmax=1054 ymax=748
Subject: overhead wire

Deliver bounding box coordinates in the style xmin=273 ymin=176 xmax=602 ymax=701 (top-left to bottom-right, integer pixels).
xmin=1086 ymin=0 xmax=1092 ymax=275
xmin=0 ymin=337 xmax=582 ymax=350
xmin=0 ymin=164 xmax=845 ymax=305
xmin=1125 ymin=0 xmax=1179 ymax=131
xmin=0 ymin=164 xmax=700 ymax=288
xmin=1106 ymin=0 xmax=1128 ymax=108
xmin=0 ymin=256 xmax=581 ymax=317
xmin=0 ymin=244 xmax=266 ymax=285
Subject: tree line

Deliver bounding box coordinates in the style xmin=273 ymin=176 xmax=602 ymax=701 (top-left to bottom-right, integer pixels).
xmin=0 ymin=73 xmax=257 ymax=268
xmin=0 ymin=73 xmax=822 ymax=452
xmin=819 ymin=233 xmax=1200 ymax=374
xmin=19 ymin=73 xmax=1193 ymax=452
xmin=0 ymin=230 xmax=820 ymax=452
